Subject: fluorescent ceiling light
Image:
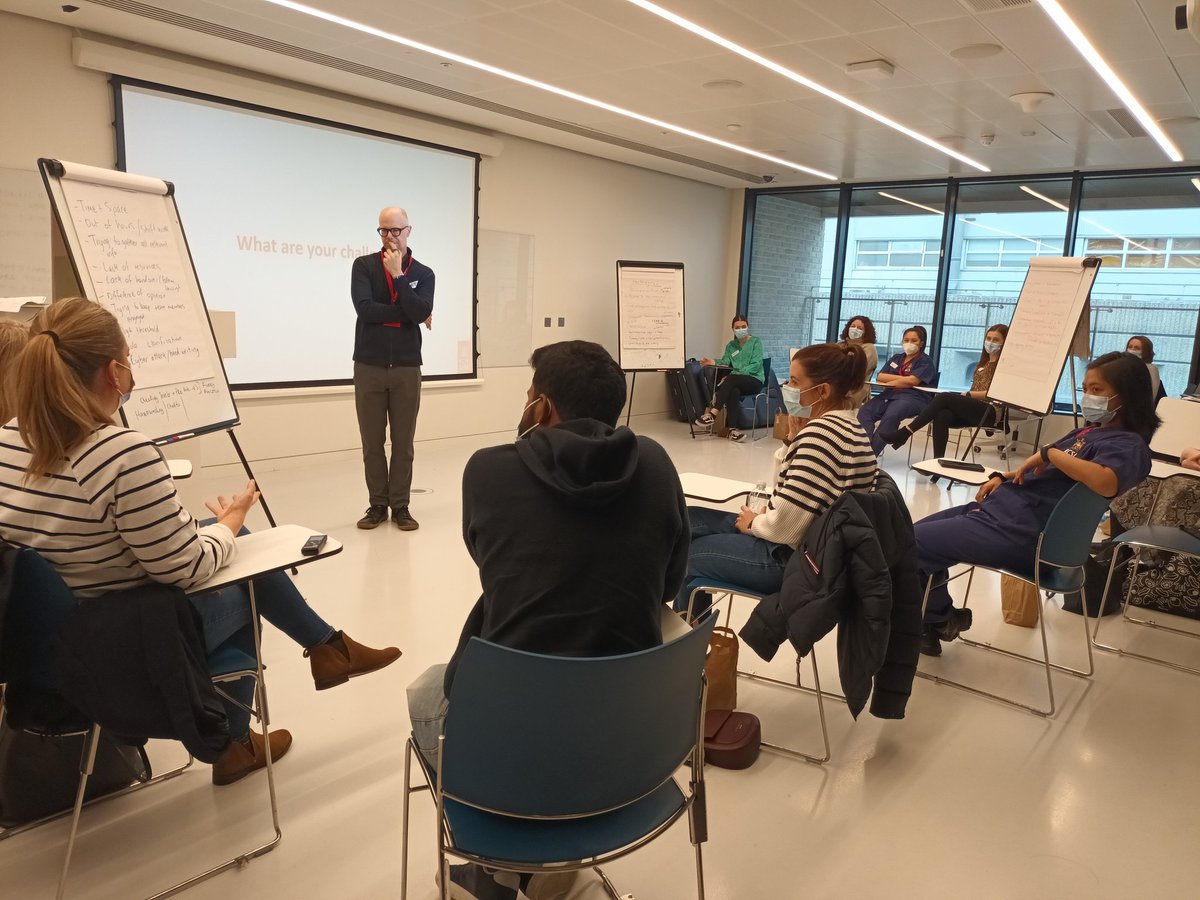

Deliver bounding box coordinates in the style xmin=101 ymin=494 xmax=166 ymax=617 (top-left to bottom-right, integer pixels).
xmin=1020 ymin=185 xmax=1159 ymax=253
xmin=622 ymin=0 xmax=990 ymax=173
xmin=882 ymin=191 xmax=1058 ymax=251
xmin=1033 ymin=0 xmax=1183 ymax=162
xmin=878 ymin=191 xmax=943 ymax=216
xmin=258 ymin=0 xmax=835 ymax=180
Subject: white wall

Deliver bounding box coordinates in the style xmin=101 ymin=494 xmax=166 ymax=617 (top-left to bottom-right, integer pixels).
xmin=0 ymin=11 xmax=739 ymax=470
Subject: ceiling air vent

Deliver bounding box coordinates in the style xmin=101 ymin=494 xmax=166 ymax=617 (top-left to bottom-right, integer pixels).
xmin=1087 ymin=108 xmax=1150 ymax=140
xmin=958 ymin=0 xmax=1034 ymax=12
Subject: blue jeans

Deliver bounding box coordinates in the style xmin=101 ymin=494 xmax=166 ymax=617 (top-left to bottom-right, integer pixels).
xmin=191 ymin=526 xmax=335 ymax=738
xmin=675 ymin=506 xmax=792 ymax=614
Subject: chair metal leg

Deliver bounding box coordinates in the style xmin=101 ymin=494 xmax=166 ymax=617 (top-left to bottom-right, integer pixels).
xmin=695 ymin=587 xmax=836 ymax=764
xmin=56 ymin=724 xmax=101 ymax=900
xmin=142 ymin=584 xmax=282 ymax=900
xmin=1092 ymin=546 xmax=1200 ymax=675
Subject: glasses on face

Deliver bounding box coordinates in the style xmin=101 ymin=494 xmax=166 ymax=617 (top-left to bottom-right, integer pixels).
xmin=377 ymin=226 xmax=411 ymax=238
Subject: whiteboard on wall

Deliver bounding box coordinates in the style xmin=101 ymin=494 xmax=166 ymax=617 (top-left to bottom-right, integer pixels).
xmin=39 ymin=158 xmax=238 ymax=443
xmin=616 ymin=261 xmax=685 ymax=371
xmin=987 ymin=256 xmax=1100 ymax=415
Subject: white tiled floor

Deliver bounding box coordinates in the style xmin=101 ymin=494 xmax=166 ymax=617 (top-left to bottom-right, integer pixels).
xmin=3 ymin=416 xmax=1199 ymax=899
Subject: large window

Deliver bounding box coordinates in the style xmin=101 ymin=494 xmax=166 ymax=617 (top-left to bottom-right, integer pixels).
xmin=942 ymin=179 xmax=1070 ymax=392
xmin=840 ymin=186 xmax=946 ymax=375
xmin=742 ymin=167 xmax=1200 ymax=405
xmin=741 ymin=190 xmax=839 ymax=377
xmin=1072 ymin=173 xmax=1200 ymax=400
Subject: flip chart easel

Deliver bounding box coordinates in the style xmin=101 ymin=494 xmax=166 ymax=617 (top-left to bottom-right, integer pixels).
xmin=986 ymin=256 xmax=1102 ymax=427
xmin=616 ymin=260 xmax=685 ymax=427
xmin=39 ymin=158 xmax=282 ymax=533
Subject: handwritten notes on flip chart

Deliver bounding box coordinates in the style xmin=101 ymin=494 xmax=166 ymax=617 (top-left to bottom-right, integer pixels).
xmin=617 ymin=262 xmax=685 ymax=370
xmin=59 ymin=180 xmax=210 ymax=388
xmin=42 ymin=160 xmax=238 ymax=443
xmin=987 ymin=257 xmax=1098 ymax=415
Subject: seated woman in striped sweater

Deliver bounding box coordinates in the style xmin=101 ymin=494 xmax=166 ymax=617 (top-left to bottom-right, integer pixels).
xmin=678 ymin=342 xmax=880 ymax=614
xmin=0 ymin=298 xmax=401 ymax=786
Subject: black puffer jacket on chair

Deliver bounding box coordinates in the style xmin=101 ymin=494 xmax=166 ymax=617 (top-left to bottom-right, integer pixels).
xmin=739 ymin=471 xmax=923 ymax=719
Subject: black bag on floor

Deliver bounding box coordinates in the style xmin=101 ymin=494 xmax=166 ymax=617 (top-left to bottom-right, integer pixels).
xmin=1062 ymin=547 xmax=1127 ymax=617
xmin=0 ymin=721 xmax=151 ymax=826
xmin=666 ymin=368 xmax=706 ymax=423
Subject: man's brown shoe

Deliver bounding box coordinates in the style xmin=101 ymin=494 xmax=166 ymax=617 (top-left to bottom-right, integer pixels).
xmin=305 ymin=631 xmax=402 ymax=691
xmin=212 ymin=728 xmax=293 ymax=786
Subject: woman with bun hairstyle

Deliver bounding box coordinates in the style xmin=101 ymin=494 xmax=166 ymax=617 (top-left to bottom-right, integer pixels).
xmin=913 ymin=351 xmax=1158 ymax=656
xmin=839 ymin=315 xmax=878 ymax=408
xmin=679 ymin=342 xmax=879 ymax=612
xmin=881 ymin=323 xmax=1008 ymax=461
xmin=857 ymin=325 xmax=937 ymax=456
xmin=0 ymin=298 xmax=402 ymax=786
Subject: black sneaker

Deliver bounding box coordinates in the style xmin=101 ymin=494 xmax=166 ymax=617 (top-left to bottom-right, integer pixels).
xmin=392 ymin=506 xmax=419 ymax=531
xmin=919 ymin=629 xmax=942 ymax=657
xmin=936 ymin=607 xmax=973 ymax=643
xmin=356 ymin=506 xmax=388 ymax=529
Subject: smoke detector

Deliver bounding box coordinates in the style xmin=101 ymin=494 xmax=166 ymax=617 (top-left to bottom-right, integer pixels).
xmin=1009 ymin=91 xmax=1054 ymax=114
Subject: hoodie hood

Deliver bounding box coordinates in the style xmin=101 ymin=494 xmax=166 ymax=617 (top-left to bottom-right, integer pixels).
xmin=515 ymin=418 xmax=640 ymax=508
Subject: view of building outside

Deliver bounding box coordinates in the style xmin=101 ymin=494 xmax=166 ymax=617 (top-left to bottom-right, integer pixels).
xmin=744 ymin=171 xmax=1199 ymax=405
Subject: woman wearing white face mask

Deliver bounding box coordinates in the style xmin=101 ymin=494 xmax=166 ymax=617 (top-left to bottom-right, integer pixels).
xmin=678 ymin=342 xmax=879 ymax=613
xmin=912 ymin=351 xmax=1158 ymax=656
xmin=695 ymin=315 xmax=764 ymax=442
xmin=856 ymin=325 xmax=937 ymax=456
xmin=1125 ymin=335 xmax=1163 ymax=402
xmin=0 ymin=298 xmax=401 ymax=785
xmin=839 ymin=315 xmax=878 ymax=408
xmin=881 ymin=323 xmax=1008 ymax=465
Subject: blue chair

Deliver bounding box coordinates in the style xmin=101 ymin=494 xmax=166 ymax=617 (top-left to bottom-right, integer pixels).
xmin=400 ymin=612 xmax=717 ymax=900
xmin=1093 ymin=524 xmax=1200 ymax=676
xmin=917 ymin=483 xmax=1110 ymax=717
xmin=0 ymin=548 xmax=280 ymax=899
xmin=734 ymin=357 xmax=785 ymax=438
xmin=684 ymin=580 xmax=836 ymax=765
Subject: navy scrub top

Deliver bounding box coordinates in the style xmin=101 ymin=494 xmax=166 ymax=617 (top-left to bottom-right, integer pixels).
xmin=978 ymin=425 xmax=1151 ymax=536
xmin=880 ymin=351 xmax=937 ymax=399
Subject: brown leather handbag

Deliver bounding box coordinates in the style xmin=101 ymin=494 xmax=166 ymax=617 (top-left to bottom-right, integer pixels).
xmin=703 ymin=709 xmax=761 ymax=769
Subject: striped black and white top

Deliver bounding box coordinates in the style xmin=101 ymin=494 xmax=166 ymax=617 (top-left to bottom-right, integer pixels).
xmin=0 ymin=422 xmax=235 ymax=598
xmin=749 ymin=409 xmax=878 ymax=548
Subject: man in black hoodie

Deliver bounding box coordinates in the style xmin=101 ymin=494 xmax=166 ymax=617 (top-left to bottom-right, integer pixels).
xmin=407 ymin=340 xmax=689 ymax=900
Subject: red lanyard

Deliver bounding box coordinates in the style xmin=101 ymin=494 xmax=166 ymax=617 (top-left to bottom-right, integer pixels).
xmin=898 ymin=356 xmax=914 ymax=377
xmin=381 ymin=250 xmax=412 ymax=303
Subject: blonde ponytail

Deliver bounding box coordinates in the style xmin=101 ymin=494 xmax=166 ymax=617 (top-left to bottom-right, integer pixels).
xmin=16 ymin=298 xmax=126 ymax=478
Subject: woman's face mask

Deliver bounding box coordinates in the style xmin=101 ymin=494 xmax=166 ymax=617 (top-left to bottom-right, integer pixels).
xmin=847 ymin=326 xmax=864 ymax=341
xmin=902 ymin=341 xmax=920 ymax=356
xmin=984 ymin=340 xmax=1003 ymax=355
xmin=780 ymin=383 xmax=825 ymax=419
xmin=733 ymin=327 xmax=749 ymax=340
xmin=1080 ymin=391 xmax=1120 ymax=425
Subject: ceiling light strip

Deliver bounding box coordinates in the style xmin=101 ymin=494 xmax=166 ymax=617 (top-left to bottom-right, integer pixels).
xmin=259 ymin=0 xmax=835 ymax=179
xmin=1033 ymin=0 xmax=1183 ymax=162
xmin=623 ymin=0 xmax=990 ymax=173
xmin=1019 ymin=185 xmax=1159 ymax=252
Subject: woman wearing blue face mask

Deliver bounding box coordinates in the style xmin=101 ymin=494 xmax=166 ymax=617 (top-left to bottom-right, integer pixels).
xmin=880 ymin=323 xmax=1008 ymax=464
xmin=678 ymin=342 xmax=879 ymax=612
xmin=695 ymin=315 xmax=764 ymax=442
xmin=912 ymin=351 xmax=1159 ymax=656
xmin=856 ymin=325 xmax=937 ymax=455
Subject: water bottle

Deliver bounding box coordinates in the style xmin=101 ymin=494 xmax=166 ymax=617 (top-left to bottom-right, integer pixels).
xmin=748 ymin=480 xmax=769 ymax=514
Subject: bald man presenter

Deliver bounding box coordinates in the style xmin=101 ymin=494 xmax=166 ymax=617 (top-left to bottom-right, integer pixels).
xmin=351 ymin=207 xmax=435 ymax=531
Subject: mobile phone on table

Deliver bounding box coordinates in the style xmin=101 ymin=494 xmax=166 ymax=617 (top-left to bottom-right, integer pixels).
xmin=937 ymin=458 xmax=985 ymax=472
xmin=301 ymin=534 xmax=328 ymax=555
